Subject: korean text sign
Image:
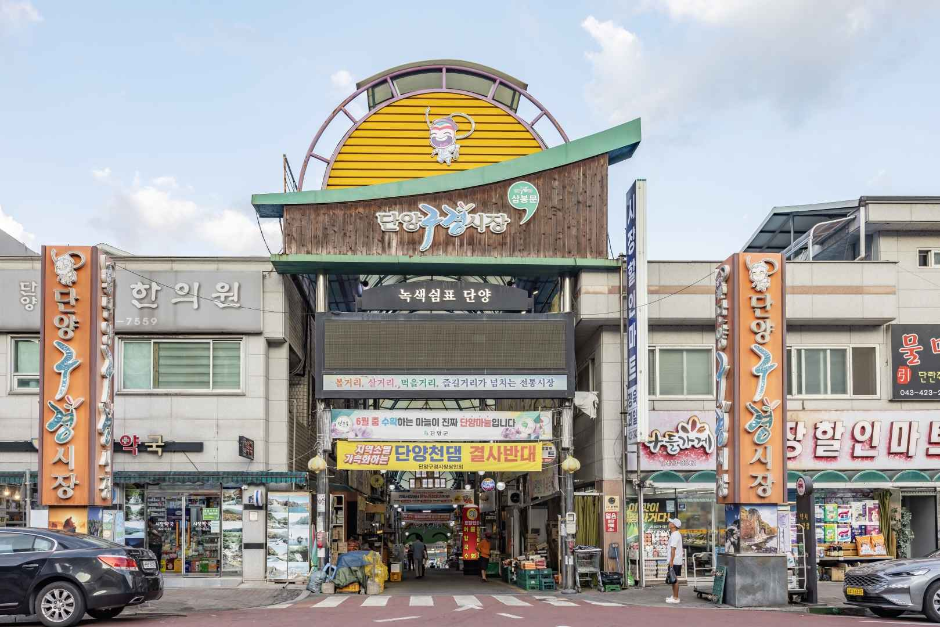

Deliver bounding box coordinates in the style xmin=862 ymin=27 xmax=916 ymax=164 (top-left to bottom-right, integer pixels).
xmin=625 ymin=180 xmax=649 ymax=445
xmin=715 ymin=253 xmax=787 ymax=505
xmin=330 ymin=409 xmax=552 ymax=441
xmin=40 ymin=246 xmax=115 ymax=506
xmin=336 ymin=441 xmax=542 ymax=472
xmin=787 ymin=410 xmax=940 ymax=470
xmin=461 ymin=506 xmax=480 ymax=560
xmin=891 ymin=324 xmax=940 ymax=400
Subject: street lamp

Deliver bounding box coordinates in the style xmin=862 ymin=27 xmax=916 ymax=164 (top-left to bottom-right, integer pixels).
xmin=307 ymin=454 xmax=327 ymax=473
xmin=561 ymin=455 xmax=581 ymax=474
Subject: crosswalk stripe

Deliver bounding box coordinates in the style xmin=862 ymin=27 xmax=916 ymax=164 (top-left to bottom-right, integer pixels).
xmin=454 ymin=595 xmax=481 ymax=607
xmin=496 ymin=613 xmax=523 ymax=619
xmin=312 ymin=596 xmax=348 ymax=608
xmin=493 ymin=596 xmax=532 ymax=607
xmin=583 ymin=600 xmax=623 ymax=607
xmin=409 ymin=596 xmax=434 ymax=606
xmin=362 ymin=596 xmax=391 ymax=607
xmin=534 ymin=595 xmax=578 ymax=607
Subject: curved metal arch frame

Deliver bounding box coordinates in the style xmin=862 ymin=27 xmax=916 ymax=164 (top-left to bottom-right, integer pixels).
xmin=298 ymin=63 xmax=570 ymax=190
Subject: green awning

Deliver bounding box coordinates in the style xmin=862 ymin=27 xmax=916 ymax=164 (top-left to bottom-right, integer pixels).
xmin=646 ymin=470 xmax=686 ymax=484
xmin=787 ymin=471 xmax=805 ymax=483
xmin=812 ymin=470 xmax=850 ymax=483
xmin=852 ymin=470 xmax=891 ymax=483
xmin=115 ymin=471 xmax=307 ymax=486
xmin=0 ymin=471 xmax=36 ymax=483
xmin=892 ymin=470 xmax=932 ymax=483
xmin=687 ymin=471 xmax=716 ymax=484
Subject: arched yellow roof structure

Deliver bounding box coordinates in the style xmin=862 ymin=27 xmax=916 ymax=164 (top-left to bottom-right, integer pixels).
xmin=298 ymin=61 xmax=569 ymax=191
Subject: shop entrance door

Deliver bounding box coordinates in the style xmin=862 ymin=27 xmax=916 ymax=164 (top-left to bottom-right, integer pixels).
xmin=148 ymin=491 xmax=221 ymax=577
xmin=184 ymin=494 xmax=222 ymax=575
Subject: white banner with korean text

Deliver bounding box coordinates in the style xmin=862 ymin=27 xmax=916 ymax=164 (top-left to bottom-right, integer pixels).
xmin=787 ymin=410 xmax=940 ymax=471
xmin=330 ymin=409 xmax=552 ymax=441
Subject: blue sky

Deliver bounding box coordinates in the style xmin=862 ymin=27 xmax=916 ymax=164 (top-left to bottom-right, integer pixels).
xmin=1 ymin=1 xmax=938 ymax=260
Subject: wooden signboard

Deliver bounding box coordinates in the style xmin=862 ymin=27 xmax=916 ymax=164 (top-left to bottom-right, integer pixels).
xmin=711 ymin=565 xmax=727 ymax=604
xmin=283 ymin=155 xmax=609 ymax=260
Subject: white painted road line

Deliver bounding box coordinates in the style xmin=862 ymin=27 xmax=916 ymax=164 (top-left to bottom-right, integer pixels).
xmin=493 ymin=595 xmax=532 ymax=607
xmin=583 ymin=600 xmax=623 ymax=607
xmin=362 ymin=596 xmax=391 ymax=607
xmin=312 ymin=596 xmax=349 ymax=608
xmin=454 ymin=595 xmax=482 ymax=607
xmin=374 ymin=617 xmax=420 ymax=623
xmin=409 ymin=596 xmax=434 ymax=606
xmin=497 ymin=613 xmax=523 ymax=619
xmin=534 ymin=596 xmax=578 ymax=607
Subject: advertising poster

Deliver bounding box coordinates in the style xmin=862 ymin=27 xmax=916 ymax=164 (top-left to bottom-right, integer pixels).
xmin=891 ymin=324 xmax=940 ymax=399
xmin=337 ymin=441 xmax=541 ymax=472
xmin=87 ymin=507 xmax=103 ymax=537
xmin=48 ymin=507 xmax=88 ymax=534
xmin=391 ymin=490 xmax=474 ymax=507
xmin=124 ymin=489 xmax=146 ymax=547
xmin=725 ymin=504 xmax=780 ymax=554
xmin=267 ymin=492 xmax=310 ymax=581
xmin=222 ymin=488 xmax=244 ymax=574
xmin=331 ymin=409 xmax=552 ymax=441
xmin=625 ymin=499 xmax=671 ymax=559
xmin=461 ymin=506 xmax=480 ymax=560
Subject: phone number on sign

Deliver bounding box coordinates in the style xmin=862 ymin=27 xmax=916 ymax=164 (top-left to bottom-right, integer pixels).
xmin=897 ymin=389 xmax=940 ymax=397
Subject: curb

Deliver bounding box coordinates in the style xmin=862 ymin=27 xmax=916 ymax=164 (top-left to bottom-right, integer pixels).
xmin=806 ymin=605 xmax=870 ymax=617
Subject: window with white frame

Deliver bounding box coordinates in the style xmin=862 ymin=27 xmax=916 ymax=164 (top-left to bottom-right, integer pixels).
xmin=648 ymin=347 xmax=713 ymax=397
xmin=787 ymin=346 xmax=878 ymax=397
xmin=121 ymin=339 xmax=242 ymax=391
xmin=11 ymin=337 xmax=39 ymax=391
xmin=917 ymin=249 xmax=940 ymax=268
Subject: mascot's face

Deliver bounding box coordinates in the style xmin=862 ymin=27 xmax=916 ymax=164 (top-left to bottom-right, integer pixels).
xmin=429 ymin=117 xmax=457 ymax=149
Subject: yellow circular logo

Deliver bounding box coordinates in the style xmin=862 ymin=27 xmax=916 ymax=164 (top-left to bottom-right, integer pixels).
xmin=466 ymin=508 xmax=479 ymax=521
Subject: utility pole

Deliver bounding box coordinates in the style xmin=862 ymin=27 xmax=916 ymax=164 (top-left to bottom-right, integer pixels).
xmin=315 ymin=272 xmax=330 ymax=567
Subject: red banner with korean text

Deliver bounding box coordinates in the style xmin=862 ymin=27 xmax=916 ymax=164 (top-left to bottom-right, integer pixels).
xmin=461 ymin=506 xmax=480 ymax=560
xmin=715 ymin=253 xmax=787 ymax=505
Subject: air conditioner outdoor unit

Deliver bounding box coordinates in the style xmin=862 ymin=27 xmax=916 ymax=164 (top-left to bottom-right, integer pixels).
xmin=507 ymin=490 xmax=523 ymax=506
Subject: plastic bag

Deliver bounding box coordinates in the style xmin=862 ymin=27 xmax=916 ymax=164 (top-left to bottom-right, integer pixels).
xmin=665 ymin=566 xmax=677 ymax=585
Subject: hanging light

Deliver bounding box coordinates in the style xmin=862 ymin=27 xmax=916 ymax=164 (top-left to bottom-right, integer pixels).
xmin=307 ymin=454 xmax=327 ymax=473
xmin=464 ymin=484 xmax=472 ymax=491
xmin=477 ymin=470 xmax=485 ymax=476
xmin=12 ymin=491 xmax=20 ymax=501
xmin=2 ymin=486 xmax=9 ymax=497
xmin=496 ymin=481 xmax=506 ymax=491
xmin=389 ymin=484 xmax=396 ymax=491
xmin=561 ymin=455 xmax=581 ymax=474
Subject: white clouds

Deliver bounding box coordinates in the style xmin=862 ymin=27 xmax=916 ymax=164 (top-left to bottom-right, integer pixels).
xmin=199 ymin=209 xmax=282 ymax=255
xmin=90 ymin=170 xmax=280 ymax=256
xmin=330 ymin=69 xmax=355 ymax=90
xmin=581 ymin=2 xmax=937 ymax=130
xmin=0 ymin=204 xmax=35 ymax=248
xmin=91 ymin=167 xmax=112 ymax=181
xmin=0 ymin=0 xmax=41 ymax=32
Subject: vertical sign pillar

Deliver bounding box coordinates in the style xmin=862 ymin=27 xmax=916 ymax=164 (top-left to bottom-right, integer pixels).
xmin=624 ymin=180 xmax=649 ymax=586
xmin=715 ymin=253 xmax=787 ymax=606
xmin=39 ymin=246 xmax=115 ymax=517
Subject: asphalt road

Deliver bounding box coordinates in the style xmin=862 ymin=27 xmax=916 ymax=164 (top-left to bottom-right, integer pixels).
xmin=94 ymin=594 xmax=936 ymax=627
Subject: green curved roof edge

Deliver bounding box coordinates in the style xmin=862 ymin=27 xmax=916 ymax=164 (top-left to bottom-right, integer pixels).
xmin=812 ymin=470 xmax=850 ymax=483
xmin=647 ymin=470 xmax=686 ymax=484
xmin=893 ymin=470 xmax=932 ymax=482
xmin=787 ymin=470 xmax=805 ymax=483
xmin=687 ymin=470 xmax=716 ymax=484
xmin=852 ymin=470 xmax=891 ymax=483
xmin=253 ymin=118 xmax=642 ymax=218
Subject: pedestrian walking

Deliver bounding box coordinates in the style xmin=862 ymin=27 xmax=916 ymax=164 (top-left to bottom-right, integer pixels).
xmin=407 ymin=544 xmax=414 ymax=573
xmin=478 ymin=534 xmax=491 ymax=582
xmin=666 ymin=518 xmax=683 ymax=604
xmin=412 ymin=536 xmax=427 ymax=578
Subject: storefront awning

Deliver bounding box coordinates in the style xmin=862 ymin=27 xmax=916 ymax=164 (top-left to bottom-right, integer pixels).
xmin=0 ymin=471 xmax=36 ymax=483
xmin=114 ymin=471 xmax=307 ymax=486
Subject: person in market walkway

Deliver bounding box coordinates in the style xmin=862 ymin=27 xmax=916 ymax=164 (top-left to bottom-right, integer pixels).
xmin=666 ymin=518 xmax=683 ymax=604
xmin=412 ymin=535 xmax=427 ymax=578
xmin=407 ymin=544 xmax=414 ymax=573
xmin=478 ymin=533 xmax=492 ymax=582
xmin=147 ymin=518 xmax=163 ymax=568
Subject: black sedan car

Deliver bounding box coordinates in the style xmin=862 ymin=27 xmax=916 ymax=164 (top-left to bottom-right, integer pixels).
xmin=0 ymin=528 xmax=163 ymax=627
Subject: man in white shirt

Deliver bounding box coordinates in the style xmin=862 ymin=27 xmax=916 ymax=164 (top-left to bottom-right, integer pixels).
xmin=667 ymin=518 xmax=683 ymax=604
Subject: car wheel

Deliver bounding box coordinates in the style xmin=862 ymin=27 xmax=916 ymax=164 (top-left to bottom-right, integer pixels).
xmin=36 ymin=581 xmax=86 ymax=627
xmin=924 ymin=580 xmax=940 ymax=623
xmin=870 ymin=608 xmax=905 ymax=619
xmin=87 ymin=607 xmax=125 ymax=620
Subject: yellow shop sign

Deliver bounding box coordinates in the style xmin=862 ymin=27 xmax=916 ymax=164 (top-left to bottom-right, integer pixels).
xmin=336 ymin=441 xmax=542 ymax=472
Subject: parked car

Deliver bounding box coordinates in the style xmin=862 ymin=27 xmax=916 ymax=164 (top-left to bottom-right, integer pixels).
xmin=843 ymin=551 xmax=940 ymax=622
xmin=0 ymin=528 xmax=163 ymax=627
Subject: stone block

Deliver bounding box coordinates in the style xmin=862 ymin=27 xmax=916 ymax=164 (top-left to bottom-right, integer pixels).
xmin=718 ymin=553 xmax=788 ymax=607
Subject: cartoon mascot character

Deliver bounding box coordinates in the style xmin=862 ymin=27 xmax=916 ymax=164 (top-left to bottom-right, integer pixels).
xmin=425 ymin=107 xmax=475 ymax=166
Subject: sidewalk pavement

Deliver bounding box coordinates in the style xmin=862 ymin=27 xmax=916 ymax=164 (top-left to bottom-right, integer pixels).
xmin=576 ymin=581 xmax=869 ymax=615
